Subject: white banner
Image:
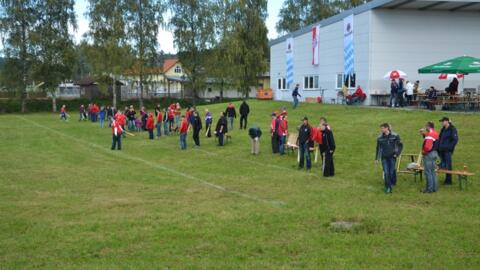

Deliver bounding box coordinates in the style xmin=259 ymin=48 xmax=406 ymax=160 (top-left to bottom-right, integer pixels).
xmin=343 ymin=15 xmax=354 ymax=77
xmin=312 ymin=25 xmax=320 ymax=66
xmin=286 ymin=37 xmax=294 ymax=88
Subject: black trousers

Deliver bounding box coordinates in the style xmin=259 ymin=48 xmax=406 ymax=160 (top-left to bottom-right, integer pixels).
xmin=112 ymin=134 xmax=122 ymax=150
xmin=271 ymin=134 xmax=279 ymax=153
xmin=240 ymin=115 xmax=248 ymax=129
xmin=148 ymin=129 xmax=154 ymax=140
xmin=218 ymin=133 xmax=224 ymax=146
xmin=193 ymin=129 xmax=200 ymax=146
xmin=323 ymin=151 xmax=335 ymax=177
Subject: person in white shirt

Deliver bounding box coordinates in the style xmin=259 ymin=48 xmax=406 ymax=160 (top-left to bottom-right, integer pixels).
xmin=405 ymin=80 xmax=414 ymax=105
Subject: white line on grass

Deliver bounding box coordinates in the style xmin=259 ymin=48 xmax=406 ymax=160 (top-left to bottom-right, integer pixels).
xmin=17 ymin=116 xmax=286 ymax=207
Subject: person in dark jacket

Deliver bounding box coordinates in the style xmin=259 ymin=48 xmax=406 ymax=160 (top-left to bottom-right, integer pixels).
xmin=398 ymin=78 xmax=405 ymax=107
xmin=215 ymin=112 xmax=228 ymax=146
xmin=446 ymin=78 xmax=459 ymax=95
xmin=320 ymin=123 xmax=336 ymax=177
xmin=292 ymin=84 xmax=301 ymax=109
xmin=375 ymin=123 xmax=402 ymax=194
xmin=239 ymin=101 xmax=250 ymax=129
xmin=225 ymin=103 xmax=237 ymax=131
xmin=270 ymin=113 xmax=279 ymax=153
xmin=438 ymin=117 xmax=459 ymax=185
xmin=248 ymin=125 xmax=262 ymax=155
xmin=192 ymin=111 xmax=202 ymax=146
xmin=297 ymin=117 xmax=312 ymax=170
xmin=390 ymin=80 xmax=399 ymax=107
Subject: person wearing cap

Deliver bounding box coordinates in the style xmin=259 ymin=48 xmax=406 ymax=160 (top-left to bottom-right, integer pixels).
xmin=297 ymin=117 xmax=312 ymax=170
xmin=421 ymin=122 xmax=439 ymax=193
xmin=438 ymin=117 xmax=459 ymax=185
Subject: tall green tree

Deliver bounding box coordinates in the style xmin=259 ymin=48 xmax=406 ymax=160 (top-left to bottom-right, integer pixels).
xmin=169 ymin=0 xmax=216 ymax=105
xmin=230 ymin=0 xmax=268 ymax=97
xmin=0 ymin=0 xmax=40 ymax=112
xmin=276 ymin=0 xmax=371 ymax=34
xmin=124 ymin=0 xmax=164 ymax=108
xmin=86 ymin=0 xmax=132 ymax=108
xmin=32 ymin=0 xmax=77 ymax=112
xmin=205 ymin=0 xmax=236 ymax=101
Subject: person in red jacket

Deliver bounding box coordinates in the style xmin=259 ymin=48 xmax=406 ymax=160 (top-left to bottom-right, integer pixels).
xmin=111 ymin=119 xmax=123 ymax=150
xmin=59 ymin=104 xmax=68 ymax=121
xmin=156 ymin=109 xmax=163 ymax=138
xmin=277 ymin=115 xmax=288 ymax=155
xmin=179 ymin=115 xmax=189 ymax=150
xmin=115 ymin=111 xmax=127 ymax=138
xmin=146 ymin=113 xmax=155 ymax=140
xmin=168 ymin=105 xmax=175 ymax=132
xmin=421 ymin=122 xmax=439 ymax=193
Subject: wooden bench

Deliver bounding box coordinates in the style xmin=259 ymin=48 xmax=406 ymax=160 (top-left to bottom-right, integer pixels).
xmin=397 ymin=153 xmax=423 ymax=182
xmin=437 ymin=166 xmax=475 ymax=190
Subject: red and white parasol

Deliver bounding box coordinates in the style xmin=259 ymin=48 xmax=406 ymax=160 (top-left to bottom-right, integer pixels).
xmin=383 ymin=70 xmax=407 ymax=80
xmin=438 ymin=73 xmax=464 ymax=80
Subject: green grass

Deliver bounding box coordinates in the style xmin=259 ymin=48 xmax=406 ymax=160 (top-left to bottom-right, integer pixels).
xmin=1 ymin=100 xmax=479 ymax=269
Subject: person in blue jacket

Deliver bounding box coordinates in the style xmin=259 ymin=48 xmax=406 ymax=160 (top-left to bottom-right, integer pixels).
xmin=438 ymin=117 xmax=459 ymax=185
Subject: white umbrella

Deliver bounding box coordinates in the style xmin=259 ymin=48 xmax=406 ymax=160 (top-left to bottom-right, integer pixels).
xmin=383 ymin=70 xmax=407 ymax=80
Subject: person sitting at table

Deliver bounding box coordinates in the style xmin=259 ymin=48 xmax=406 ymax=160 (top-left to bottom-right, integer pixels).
xmin=346 ymin=85 xmax=366 ymax=105
xmin=422 ymin=86 xmax=437 ymax=110
xmin=445 ymin=78 xmax=459 ymax=95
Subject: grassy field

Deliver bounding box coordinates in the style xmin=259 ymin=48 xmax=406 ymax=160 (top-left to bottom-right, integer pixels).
xmin=1 ymin=100 xmax=479 ymax=269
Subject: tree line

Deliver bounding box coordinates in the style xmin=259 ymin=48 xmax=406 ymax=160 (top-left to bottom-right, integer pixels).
xmin=1 ymin=0 xmax=367 ymax=112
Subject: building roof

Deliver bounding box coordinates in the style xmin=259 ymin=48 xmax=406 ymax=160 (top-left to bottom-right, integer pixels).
xmin=75 ymin=76 xmax=97 ymax=86
xmin=269 ymin=0 xmax=480 ymax=47
xmin=163 ymin=59 xmax=179 ymax=73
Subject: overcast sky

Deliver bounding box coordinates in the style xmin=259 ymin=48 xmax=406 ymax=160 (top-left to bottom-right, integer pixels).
xmin=74 ymin=0 xmax=283 ymax=53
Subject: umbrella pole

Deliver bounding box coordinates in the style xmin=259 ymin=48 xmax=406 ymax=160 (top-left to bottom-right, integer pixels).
xmin=462 ymin=76 xmax=465 ymax=94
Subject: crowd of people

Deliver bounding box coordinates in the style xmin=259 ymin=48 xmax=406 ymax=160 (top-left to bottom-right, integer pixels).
xmin=59 ymin=98 xmax=461 ymax=194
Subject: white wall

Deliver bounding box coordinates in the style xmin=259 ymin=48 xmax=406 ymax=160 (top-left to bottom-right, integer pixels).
xmin=370 ymin=9 xmax=480 ymax=94
xmin=270 ymin=11 xmax=372 ymax=103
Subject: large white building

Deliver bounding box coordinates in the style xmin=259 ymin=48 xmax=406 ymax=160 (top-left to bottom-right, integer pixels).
xmin=269 ymin=0 xmax=480 ymax=105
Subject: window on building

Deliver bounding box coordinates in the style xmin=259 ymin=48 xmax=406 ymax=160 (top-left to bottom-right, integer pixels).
xmin=174 ymin=66 xmax=182 ymax=74
xmin=277 ymin=77 xmax=287 ymax=90
xmin=336 ymin=73 xmax=356 ymax=89
xmin=303 ymin=75 xmax=319 ymax=90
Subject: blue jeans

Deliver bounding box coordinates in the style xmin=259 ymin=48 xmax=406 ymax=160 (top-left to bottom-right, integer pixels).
xmin=218 ymin=133 xmax=224 ymax=146
xmin=299 ymin=142 xmax=311 ymax=169
xmin=100 ymin=118 xmax=105 ymax=128
xmin=228 ymin=117 xmax=234 ymax=131
xmin=439 ymin=151 xmax=453 ymax=183
xmin=423 ymin=151 xmax=438 ymax=192
xmin=381 ymin=158 xmax=396 ymax=189
xmin=156 ymin=123 xmax=162 ymax=137
xmin=279 ymin=135 xmax=286 ymax=155
xmin=163 ymin=121 xmax=169 ymax=135
xmin=180 ymin=133 xmax=187 ymax=150
xmin=128 ymin=120 xmax=135 ymax=131
xmin=293 ymin=96 xmax=299 ymax=109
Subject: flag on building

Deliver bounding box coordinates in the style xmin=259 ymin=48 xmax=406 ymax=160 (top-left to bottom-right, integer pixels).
xmin=312 ymin=25 xmax=320 ymax=66
xmin=286 ymin=37 xmax=294 ymax=88
xmin=343 ymin=15 xmax=355 ymax=78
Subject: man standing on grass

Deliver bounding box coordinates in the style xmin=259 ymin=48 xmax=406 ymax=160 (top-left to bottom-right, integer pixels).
xmin=270 ymin=112 xmax=279 ymax=154
xmin=111 ymin=119 xmax=123 ymax=150
xmin=225 ymin=103 xmax=237 ymax=131
xmin=421 ymin=122 xmax=439 ymax=193
xmin=239 ymin=100 xmax=250 ymax=130
xmin=146 ymin=113 xmax=155 ymax=140
xmin=179 ymin=115 xmax=189 ymax=150
xmin=205 ymin=109 xmax=213 ymax=137
xmin=215 ymin=112 xmax=228 ymax=146
xmin=192 ymin=110 xmax=202 ymax=146
xmin=438 ymin=117 xmax=458 ymax=185
xmin=292 ymin=84 xmax=301 ymax=109
xmin=297 ymin=117 xmax=312 ymax=171
xmin=375 ymin=123 xmax=402 ymax=194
